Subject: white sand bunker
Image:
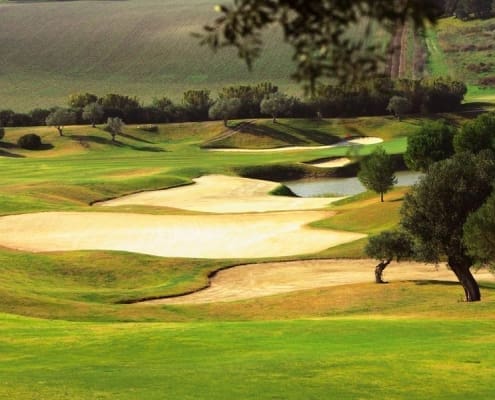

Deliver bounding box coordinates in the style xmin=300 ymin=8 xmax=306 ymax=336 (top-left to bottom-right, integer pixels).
xmin=309 ymin=157 xmax=352 ymax=169
xmin=147 ymin=259 xmax=495 ymax=304
xmin=100 ymin=175 xmax=342 ymax=213
xmin=207 ymin=137 xmax=383 ymax=152
xmin=0 ymin=211 xmax=364 ymax=259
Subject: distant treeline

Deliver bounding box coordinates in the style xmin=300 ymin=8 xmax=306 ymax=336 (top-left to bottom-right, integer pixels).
xmin=0 ymin=78 xmax=467 ymax=127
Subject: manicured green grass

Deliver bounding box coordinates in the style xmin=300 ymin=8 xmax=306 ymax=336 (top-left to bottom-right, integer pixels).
xmin=1 ymin=314 xmax=495 ymax=399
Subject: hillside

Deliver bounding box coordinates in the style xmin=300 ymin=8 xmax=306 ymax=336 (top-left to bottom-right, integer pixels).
xmin=0 ymin=0 xmax=295 ymax=110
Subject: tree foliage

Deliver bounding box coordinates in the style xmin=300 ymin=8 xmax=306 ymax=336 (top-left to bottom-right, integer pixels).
xmin=105 ymin=117 xmax=124 ymax=142
xmin=82 ymin=102 xmax=104 ymax=127
xmin=209 ymin=98 xmax=241 ymax=126
xmin=463 ymin=193 xmax=495 ymax=267
xmin=404 ymin=120 xmax=455 ymax=172
xmin=401 ymin=151 xmax=495 ymax=301
xmin=200 ymin=0 xmax=440 ymax=88
xmin=454 ymin=112 xmax=495 ymax=154
xmin=182 ymin=90 xmax=213 ymax=121
xmin=386 ymin=96 xmax=411 ymax=121
xmin=45 ymin=108 xmax=76 ymax=136
xmin=0 ymin=126 xmax=4 ymax=141
xmin=260 ymin=92 xmax=293 ymax=122
xmin=365 ymin=230 xmax=414 ymax=283
xmin=68 ymin=92 xmax=98 ymax=109
xmin=357 ymin=147 xmax=397 ymax=202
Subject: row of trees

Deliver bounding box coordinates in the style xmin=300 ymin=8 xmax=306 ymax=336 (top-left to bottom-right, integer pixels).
xmin=0 ymin=78 xmax=466 ymax=129
xmin=365 ymin=112 xmax=495 ymax=302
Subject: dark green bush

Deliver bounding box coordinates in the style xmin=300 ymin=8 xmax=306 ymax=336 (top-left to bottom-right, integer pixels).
xmin=18 ymin=133 xmax=42 ymax=150
xmin=0 ymin=127 xmax=4 ymax=141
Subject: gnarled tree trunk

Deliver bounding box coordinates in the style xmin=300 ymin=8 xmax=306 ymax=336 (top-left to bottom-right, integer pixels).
xmin=448 ymin=255 xmax=481 ymax=302
xmin=375 ymin=258 xmax=392 ymax=284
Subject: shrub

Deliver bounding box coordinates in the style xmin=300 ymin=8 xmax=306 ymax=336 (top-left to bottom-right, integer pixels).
xmin=138 ymin=124 xmax=158 ymax=133
xmin=0 ymin=127 xmax=4 ymax=141
xmin=18 ymin=133 xmax=42 ymax=150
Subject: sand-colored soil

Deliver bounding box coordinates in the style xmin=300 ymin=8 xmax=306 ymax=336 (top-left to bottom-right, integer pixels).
xmin=309 ymin=157 xmax=352 ymax=169
xmin=0 ymin=211 xmax=364 ymax=259
xmin=207 ymin=137 xmax=383 ymax=152
xmin=100 ymin=175 xmax=343 ymax=213
xmin=146 ymin=259 xmax=495 ymax=304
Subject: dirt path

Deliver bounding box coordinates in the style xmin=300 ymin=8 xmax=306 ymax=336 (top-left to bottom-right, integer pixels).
xmin=144 ymin=259 xmax=495 ymax=304
xmin=0 ymin=211 xmax=364 ymax=259
xmin=100 ymin=175 xmax=343 ymax=213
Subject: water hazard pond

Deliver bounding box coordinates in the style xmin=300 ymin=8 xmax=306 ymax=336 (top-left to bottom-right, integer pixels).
xmin=285 ymin=171 xmax=422 ymax=197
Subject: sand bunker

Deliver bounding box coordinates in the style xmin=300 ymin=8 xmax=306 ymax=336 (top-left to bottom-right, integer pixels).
xmin=0 ymin=211 xmax=364 ymax=259
xmin=309 ymin=157 xmax=352 ymax=169
xmin=207 ymin=137 xmax=383 ymax=152
xmin=100 ymin=175 xmax=343 ymax=213
xmin=146 ymin=259 xmax=495 ymax=304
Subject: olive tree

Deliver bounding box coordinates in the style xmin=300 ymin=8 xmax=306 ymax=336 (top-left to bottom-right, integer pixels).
xmin=401 ymin=151 xmax=495 ymax=302
xmin=105 ymin=117 xmax=124 ymax=142
xmin=386 ymin=96 xmax=411 ymax=121
xmin=365 ymin=230 xmax=414 ymax=284
xmin=357 ymin=147 xmax=397 ymax=202
xmin=45 ymin=108 xmax=76 ymax=136
xmin=463 ymin=193 xmax=495 ymax=267
xmin=82 ymin=102 xmax=104 ymax=128
xmin=209 ymin=98 xmax=241 ymax=126
xmin=0 ymin=126 xmax=4 ymax=141
xmin=260 ymin=92 xmax=292 ymax=123
xmin=404 ymin=120 xmax=455 ymax=172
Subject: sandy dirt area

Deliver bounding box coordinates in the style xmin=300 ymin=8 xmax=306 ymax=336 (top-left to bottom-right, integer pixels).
xmin=146 ymin=259 xmax=495 ymax=304
xmin=100 ymin=175 xmax=343 ymax=213
xmin=207 ymin=137 xmax=383 ymax=152
xmin=309 ymin=157 xmax=352 ymax=168
xmin=0 ymin=211 xmax=364 ymax=259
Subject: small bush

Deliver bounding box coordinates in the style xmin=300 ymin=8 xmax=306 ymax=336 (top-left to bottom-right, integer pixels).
xmin=0 ymin=127 xmax=4 ymax=141
xmin=479 ymin=76 xmax=495 ymax=87
xmin=269 ymin=184 xmax=298 ymax=197
xmin=18 ymin=133 xmax=42 ymax=150
xmin=138 ymin=124 xmax=159 ymax=133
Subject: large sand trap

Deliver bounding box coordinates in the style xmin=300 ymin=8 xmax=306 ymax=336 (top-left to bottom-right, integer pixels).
xmin=100 ymin=175 xmax=343 ymax=213
xmin=146 ymin=259 xmax=495 ymax=304
xmin=0 ymin=211 xmax=364 ymax=259
xmin=207 ymin=137 xmax=383 ymax=152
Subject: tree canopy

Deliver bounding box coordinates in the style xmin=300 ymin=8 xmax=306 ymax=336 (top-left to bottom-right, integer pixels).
xmin=200 ymin=0 xmax=440 ymax=88
xmin=358 ymin=147 xmax=397 ymax=202
xmin=401 ymin=151 xmax=495 ymax=301
xmin=453 ymin=112 xmax=495 ymax=154
xmin=404 ymin=120 xmax=455 ymax=172
xmin=365 ymin=230 xmax=414 ymax=283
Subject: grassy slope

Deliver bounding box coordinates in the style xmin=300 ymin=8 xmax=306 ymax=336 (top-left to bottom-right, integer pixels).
xmin=0 ymin=0 xmax=296 ymax=111
xmin=427 ymin=17 xmax=495 ymax=101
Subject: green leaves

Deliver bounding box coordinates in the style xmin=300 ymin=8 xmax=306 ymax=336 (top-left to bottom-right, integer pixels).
xmin=358 ymin=147 xmax=397 ymax=202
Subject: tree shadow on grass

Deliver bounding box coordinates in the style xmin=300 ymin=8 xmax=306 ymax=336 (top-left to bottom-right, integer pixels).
xmin=236 ymin=122 xmax=307 ymax=145
xmin=69 ymin=134 xmax=165 ymax=152
xmin=276 ymin=121 xmax=341 ymax=144
xmin=0 ymin=148 xmax=24 ymax=158
xmin=119 ymin=132 xmax=155 ymax=144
